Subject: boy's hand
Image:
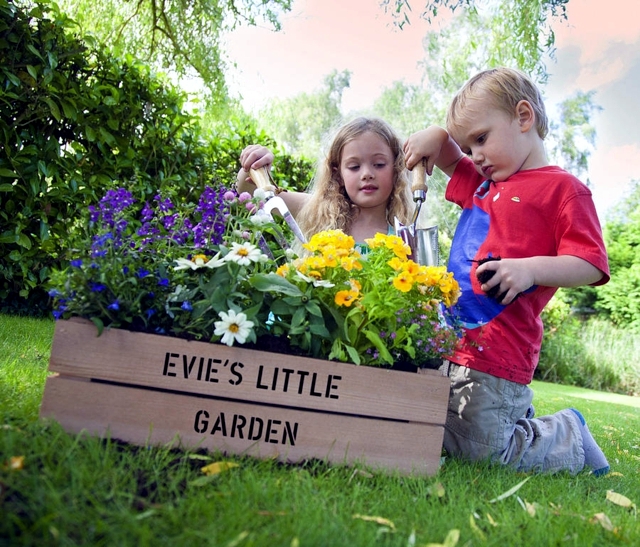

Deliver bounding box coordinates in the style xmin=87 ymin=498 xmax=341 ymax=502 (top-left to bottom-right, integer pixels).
xmin=404 ymin=126 xmax=463 ymax=178
xmin=476 ymin=257 xmax=533 ymax=305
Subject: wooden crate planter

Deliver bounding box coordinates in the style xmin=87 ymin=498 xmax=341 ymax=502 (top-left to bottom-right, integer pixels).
xmin=40 ymin=318 xmax=450 ymax=475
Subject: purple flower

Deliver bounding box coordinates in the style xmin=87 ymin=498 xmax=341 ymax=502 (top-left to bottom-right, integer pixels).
xmin=70 ymin=259 xmax=83 ymax=268
xmin=108 ymin=300 xmax=120 ymax=311
xmin=181 ymin=301 xmax=193 ymax=311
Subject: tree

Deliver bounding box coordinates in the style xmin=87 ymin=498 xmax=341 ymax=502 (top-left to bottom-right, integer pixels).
xmin=257 ymin=70 xmax=352 ymax=160
xmin=381 ymin=0 xmax=569 ymax=82
xmin=547 ymin=91 xmax=601 ymax=181
xmin=55 ymin=0 xmax=293 ymax=104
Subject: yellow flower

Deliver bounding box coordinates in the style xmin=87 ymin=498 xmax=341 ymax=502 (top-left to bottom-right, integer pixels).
xmin=335 ymin=289 xmax=359 ymax=307
xmin=340 ymin=255 xmax=363 ymax=272
xmin=348 ymin=278 xmax=362 ymax=292
xmin=387 ymin=257 xmax=403 ymax=271
xmin=392 ymin=271 xmax=413 ymax=292
xmin=276 ymin=264 xmax=290 ymax=277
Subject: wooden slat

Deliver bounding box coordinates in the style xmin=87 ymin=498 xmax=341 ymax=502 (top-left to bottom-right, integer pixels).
xmin=40 ymin=376 xmax=444 ymax=476
xmin=48 ymin=319 xmax=449 ymax=424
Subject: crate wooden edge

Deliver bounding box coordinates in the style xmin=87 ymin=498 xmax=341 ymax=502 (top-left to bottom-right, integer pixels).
xmin=48 ymin=318 xmax=450 ymax=425
xmin=40 ymin=375 xmax=444 ymax=476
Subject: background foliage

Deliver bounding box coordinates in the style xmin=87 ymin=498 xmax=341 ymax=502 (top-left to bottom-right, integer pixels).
xmin=0 ymin=0 xmax=312 ymax=314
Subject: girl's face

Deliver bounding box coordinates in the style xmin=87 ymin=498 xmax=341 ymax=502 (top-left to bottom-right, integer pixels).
xmin=338 ymin=131 xmax=395 ymax=212
xmin=451 ymin=92 xmax=535 ymax=182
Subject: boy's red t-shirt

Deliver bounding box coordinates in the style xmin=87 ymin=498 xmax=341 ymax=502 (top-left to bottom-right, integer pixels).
xmin=445 ymin=157 xmax=609 ymax=384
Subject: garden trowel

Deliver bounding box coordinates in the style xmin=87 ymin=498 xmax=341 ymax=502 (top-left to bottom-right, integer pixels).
xmin=394 ymin=159 xmax=439 ymax=266
xmin=249 ymin=166 xmax=307 ymax=244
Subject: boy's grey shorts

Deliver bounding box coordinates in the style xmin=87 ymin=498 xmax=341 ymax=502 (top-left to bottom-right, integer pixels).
xmin=439 ymin=361 xmax=585 ymax=474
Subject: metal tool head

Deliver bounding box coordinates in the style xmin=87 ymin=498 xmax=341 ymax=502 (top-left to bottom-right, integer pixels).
xmin=249 ymin=167 xmax=307 ymax=244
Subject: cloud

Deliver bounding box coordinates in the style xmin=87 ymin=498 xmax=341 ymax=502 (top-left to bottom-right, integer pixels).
xmin=588 ymin=143 xmax=640 ymax=219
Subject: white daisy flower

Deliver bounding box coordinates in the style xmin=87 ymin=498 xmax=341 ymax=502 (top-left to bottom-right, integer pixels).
xmin=295 ymin=271 xmax=335 ymax=288
xmin=253 ymin=188 xmax=267 ymax=200
xmin=174 ymin=253 xmax=224 ymax=270
xmin=226 ymin=242 xmax=264 ymax=266
xmin=214 ymin=309 xmax=254 ymax=346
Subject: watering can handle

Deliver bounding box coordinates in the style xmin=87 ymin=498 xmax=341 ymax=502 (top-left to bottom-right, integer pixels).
xmin=249 ymin=166 xmax=277 ymax=194
xmin=411 ymin=159 xmax=428 ymax=194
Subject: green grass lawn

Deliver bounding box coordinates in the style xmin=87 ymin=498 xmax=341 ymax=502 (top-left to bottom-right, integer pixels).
xmin=1 ymin=315 xmax=639 ymax=546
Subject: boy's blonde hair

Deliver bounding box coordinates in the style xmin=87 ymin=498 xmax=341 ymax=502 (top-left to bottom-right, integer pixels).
xmin=447 ymin=67 xmax=549 ymax=139
xmin=297 ymin=117 xmax=413 ymax=239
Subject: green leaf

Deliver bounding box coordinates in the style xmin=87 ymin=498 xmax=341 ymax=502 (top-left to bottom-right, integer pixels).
xmin=90 ymin=317 xmax=105 ymax=336
xmin=17 ymin=233 xmax=32 ymax=250
xmin=249 ymin=273 xmax=303 ymax=296
xmin=0 ymin=169 xmax=18 ymax=179
xmin=363 ymin=330 xmax=394 ymax=365
xmin=43 ymin=97 xmax=61 ymax=121
xmin=26 ymin=64 xmax=38 ymax=80
xmin=345 ymin=344 xmax=361 ymax=365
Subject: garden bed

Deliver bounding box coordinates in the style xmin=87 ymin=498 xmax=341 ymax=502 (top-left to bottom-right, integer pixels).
xmin=40 ymin=318 xmax=450 ymax=475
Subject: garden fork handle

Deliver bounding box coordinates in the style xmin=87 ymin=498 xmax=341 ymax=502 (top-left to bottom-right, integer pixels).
xmin=249 ymin=167 xmax=277 ymax=195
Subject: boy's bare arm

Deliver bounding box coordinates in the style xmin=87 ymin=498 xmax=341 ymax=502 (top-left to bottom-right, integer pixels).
xmin=477 ymin=255 xmax=605 ymax=305
xmin=404 ymin=126 xmax=464 ymax=177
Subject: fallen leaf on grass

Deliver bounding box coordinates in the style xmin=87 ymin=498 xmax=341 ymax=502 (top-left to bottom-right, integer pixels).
xmin=517 ymin=497 xmax=540 ymax=518
xmin=485 ymin=513 xmax=498 ymax=526
xmin=590 ymin=512 xmax=615 ymax=532
xmin=608 ymin=471 xmax=624 ymax=477
xmin=424 ymin=528 xmax=460 ymax=547
xmin=348 ymin=468 xmax=373 ymax=482
xmin=427 ymin=482 xmax=446 ymax=498
xmin=352 ymin=514 xmax=396 ymax=530
xmin=606 ymin=490 xmax=636 ymax=510
xmin=489 ymin=476 xmax=531 ymax=503
xmin=469 ymin=514 xmax=486 ymax=541
xmin=4 ymin=456 xmax=25 ymax=471
xmin=201 ymin=461 xmax=240 ymax=476
xmin=226 ymin=530 xmax=249 ymax=547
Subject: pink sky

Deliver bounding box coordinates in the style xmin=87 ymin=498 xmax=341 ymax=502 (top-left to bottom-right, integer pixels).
xmin=225 ymin=0 xmax=640 ymax=219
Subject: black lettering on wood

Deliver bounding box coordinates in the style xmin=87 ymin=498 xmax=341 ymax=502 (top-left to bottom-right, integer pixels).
xmin=194 ymin=410 xmax=209 ymax=433
xmin=229 ymin=362 xmax=243 ymax=385
xmin=249 ymin=417 xmax=264 ymax=440
xmin=211 ymin=412 xmax=227 ymax=436
xmin=231 ymin=414 xmax=246 ymax=439
xmin=163 ymin=352 xmax=179 ymax=376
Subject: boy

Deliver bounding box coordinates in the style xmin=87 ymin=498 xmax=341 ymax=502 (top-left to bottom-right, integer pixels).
xmin=404 ymin=67 xmax=610 ymax=475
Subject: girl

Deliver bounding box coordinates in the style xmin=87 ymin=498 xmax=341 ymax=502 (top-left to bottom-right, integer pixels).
xmin=237 ymin=117 xmax=414 ymax=244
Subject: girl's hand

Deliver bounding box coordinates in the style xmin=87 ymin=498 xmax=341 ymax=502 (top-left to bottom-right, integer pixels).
xmin=239 ymin=145 xmax=275 ymax=171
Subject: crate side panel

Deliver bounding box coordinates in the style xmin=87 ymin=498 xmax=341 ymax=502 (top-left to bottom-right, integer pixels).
xmin=48 ymin=319 xmax=449 ymax=424
xmin=40 ymin=376 xmax=443 ymax=476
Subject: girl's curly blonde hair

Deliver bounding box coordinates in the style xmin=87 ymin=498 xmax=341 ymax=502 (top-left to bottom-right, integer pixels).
xmin=297 ymin=117 xmax=413 ymax=240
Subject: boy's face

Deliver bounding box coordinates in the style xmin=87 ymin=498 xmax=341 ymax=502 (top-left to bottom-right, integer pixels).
xmin=450 ymin=93 xmax=535 ymax=182
xmin=339 ymin=131 xmax=395 ymax=211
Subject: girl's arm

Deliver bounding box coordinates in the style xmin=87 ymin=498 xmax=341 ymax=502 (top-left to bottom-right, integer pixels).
xmin=404 ymin=126 xmax=464 ymax=177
